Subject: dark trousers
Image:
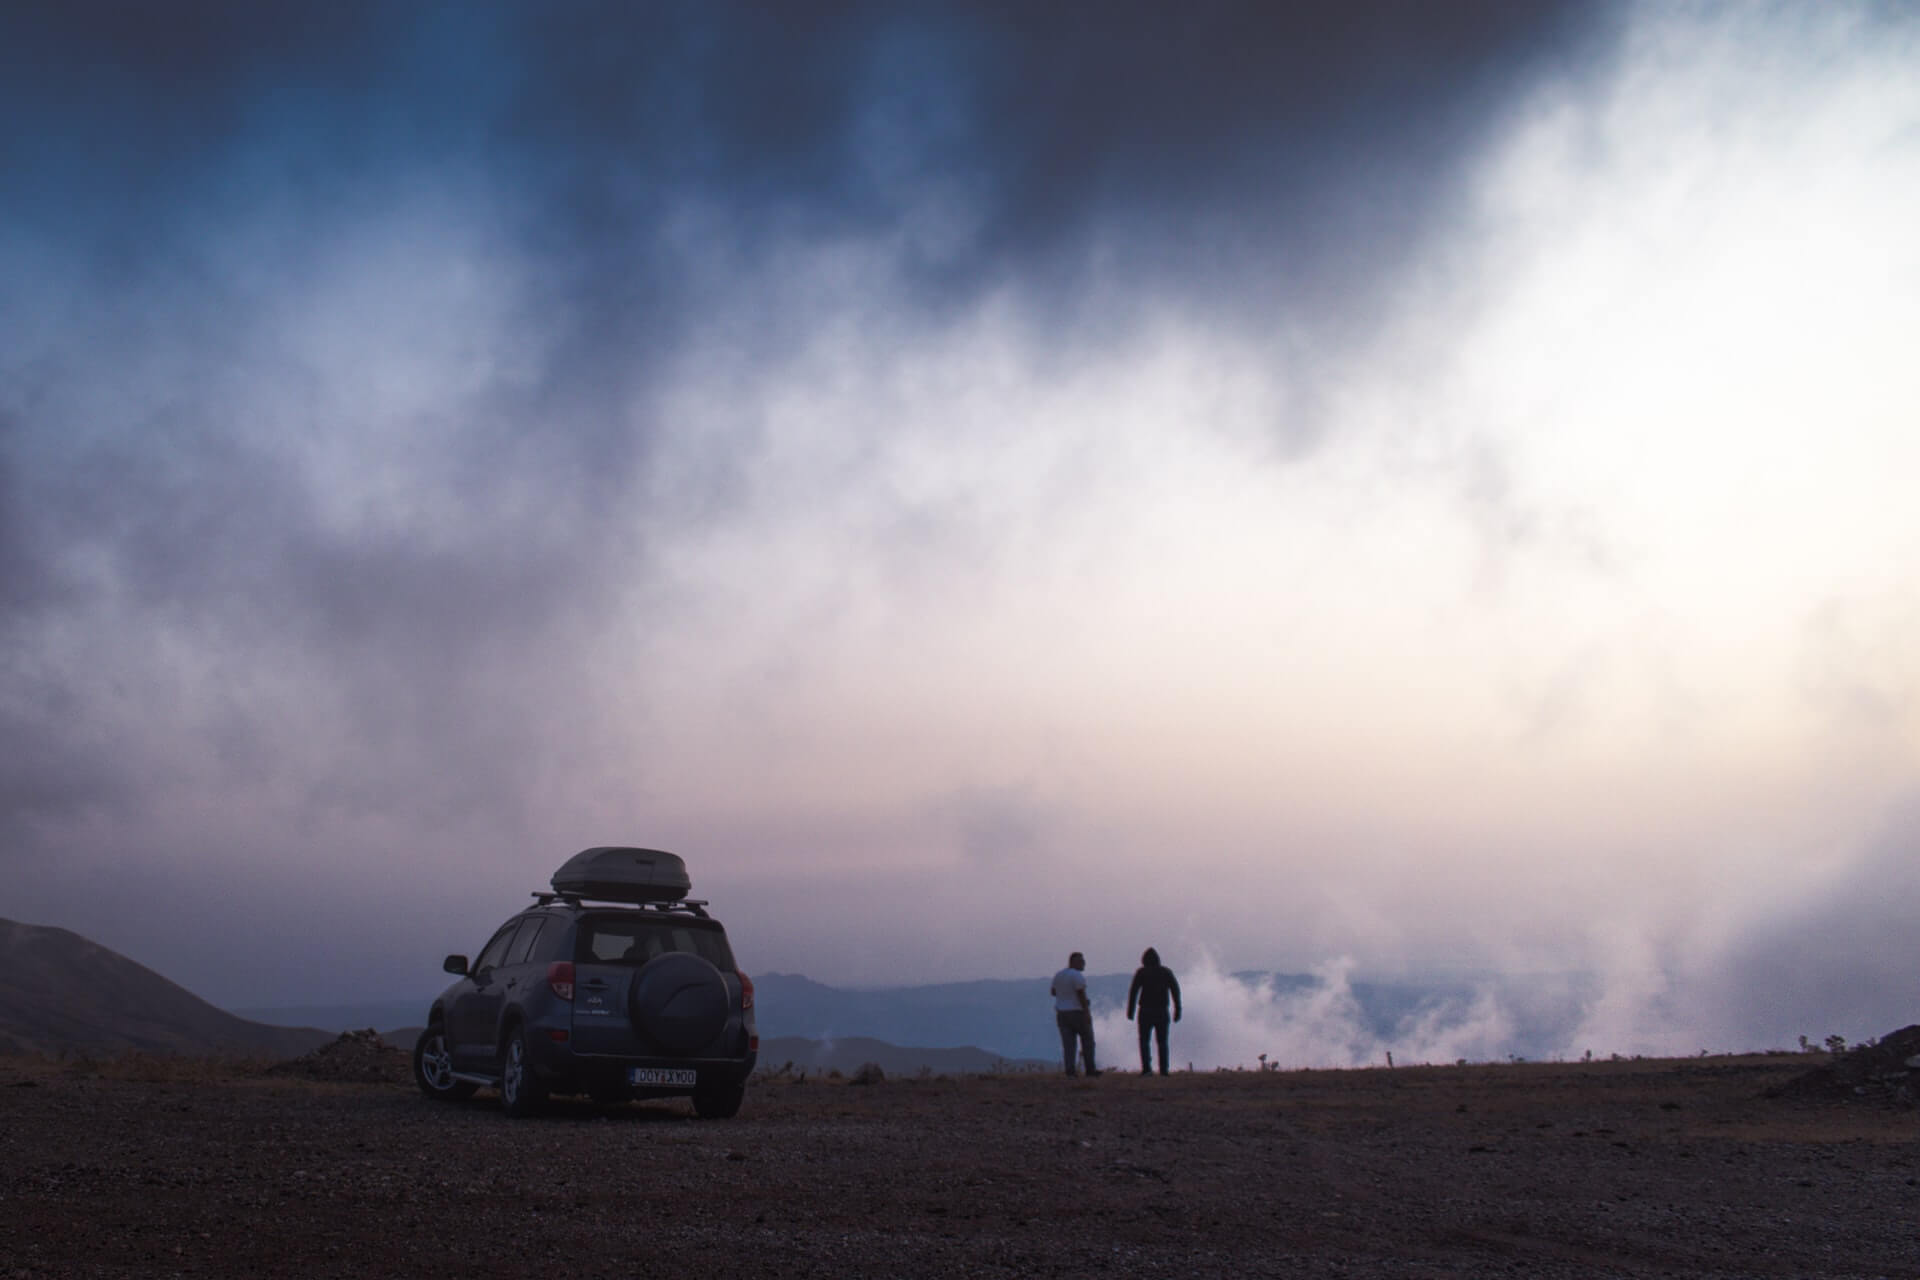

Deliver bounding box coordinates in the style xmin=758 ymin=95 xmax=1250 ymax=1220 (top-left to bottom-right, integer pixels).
xmin=1056 ymin=1009 xmax=1095 ymax=1075
xmin=1137 ymin=1012 xmax=1171 ymax=1074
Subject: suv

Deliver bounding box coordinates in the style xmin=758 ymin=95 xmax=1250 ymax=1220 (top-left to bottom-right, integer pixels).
xmin=412 ymin=847 xmax=757 ymax=1119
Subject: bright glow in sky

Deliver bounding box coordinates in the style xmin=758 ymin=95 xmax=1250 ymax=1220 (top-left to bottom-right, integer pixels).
xmin=2 ymin=2 xmax=1915 ymax=1056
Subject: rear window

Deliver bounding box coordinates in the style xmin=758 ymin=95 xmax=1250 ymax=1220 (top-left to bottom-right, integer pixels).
xmin=577 ymin=914 xmax=736 ymax=971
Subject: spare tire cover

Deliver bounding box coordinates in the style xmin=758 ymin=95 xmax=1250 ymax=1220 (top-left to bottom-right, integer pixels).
xmin=628 ymin=952 xmax=729 ymax=1055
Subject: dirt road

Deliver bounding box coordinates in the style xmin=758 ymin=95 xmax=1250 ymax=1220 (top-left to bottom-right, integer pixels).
xmin=2 ymin=1051 xmax=1914 ymax=1277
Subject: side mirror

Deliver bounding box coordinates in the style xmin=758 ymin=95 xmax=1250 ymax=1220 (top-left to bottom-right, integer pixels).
xmin=443 ymin=954 xmax=469 ymax=975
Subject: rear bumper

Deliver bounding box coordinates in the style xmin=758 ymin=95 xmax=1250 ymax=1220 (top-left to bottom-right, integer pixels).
xmin=527 ymin=1040 xmax=756 ymax=1093
xmin=517 ymin=1000 xmax=755 ymax=1094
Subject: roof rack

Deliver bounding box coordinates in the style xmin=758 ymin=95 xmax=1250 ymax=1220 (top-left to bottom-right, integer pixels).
xmin=530 ymin=891 xmax=710 ymax=918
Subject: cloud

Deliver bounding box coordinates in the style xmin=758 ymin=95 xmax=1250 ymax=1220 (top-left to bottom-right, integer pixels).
xmin=1682 ymin=796 xmax=1920 ymax=1047
xmin=1091 ymin=954 xmax=1526 ymax=1072
xmin=1 ymin=0 xmax=1917 ymax=1041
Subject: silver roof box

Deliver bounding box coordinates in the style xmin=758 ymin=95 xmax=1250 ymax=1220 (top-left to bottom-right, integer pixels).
xmin=550 ymin=846 xmax=692 ymax=903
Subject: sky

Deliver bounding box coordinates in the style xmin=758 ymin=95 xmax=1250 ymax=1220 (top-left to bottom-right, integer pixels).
xmin=3 ymin=1 xmax=1917 ymax=1057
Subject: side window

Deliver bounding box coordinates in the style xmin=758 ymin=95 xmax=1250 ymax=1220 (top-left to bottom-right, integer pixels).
xmin=505 ymin=917 xmax=546 ymax=966
xmin=529 ymin=918 xmax=572 ymax=964
xmin=473 ymin=921 xmax=521 ymax=973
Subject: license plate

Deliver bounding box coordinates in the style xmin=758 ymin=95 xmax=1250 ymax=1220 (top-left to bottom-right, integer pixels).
xmin=629 ymin=1067 xmax=697 ymax=1087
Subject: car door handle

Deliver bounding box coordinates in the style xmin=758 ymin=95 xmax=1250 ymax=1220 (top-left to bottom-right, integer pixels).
xmin=581 ymin=979 xmax=610 ymax=991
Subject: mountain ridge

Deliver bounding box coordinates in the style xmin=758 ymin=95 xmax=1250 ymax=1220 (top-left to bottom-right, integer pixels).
xmin=0 ymin=917 xmax=333 ymax=1058
xmin=4 ymin=919 xmax=1592 ymax=1069
xmin=0 ymin=920 xmax=1053 ymax=1073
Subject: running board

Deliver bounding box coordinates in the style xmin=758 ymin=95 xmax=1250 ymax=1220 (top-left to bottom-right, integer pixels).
xmin=450 ymin=1071 xmax=499 ymax=1088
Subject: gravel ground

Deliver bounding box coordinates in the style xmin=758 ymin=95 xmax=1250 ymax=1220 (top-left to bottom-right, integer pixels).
xmin=2 ymin=1048 xmax=1915 ymax=1278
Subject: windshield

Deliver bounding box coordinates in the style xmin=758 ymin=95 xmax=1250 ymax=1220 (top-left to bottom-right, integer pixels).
xmin=577 ymin=914 xmax=736 ymax=971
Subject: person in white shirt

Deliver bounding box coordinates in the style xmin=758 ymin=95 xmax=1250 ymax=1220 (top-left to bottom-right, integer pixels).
xmin=1050 ymin=951 xmax=1099 ymax=1077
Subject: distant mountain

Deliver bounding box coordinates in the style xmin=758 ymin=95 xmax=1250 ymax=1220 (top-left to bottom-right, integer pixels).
xmin=754 ymin=970 xmax=1302 ymax=1062
xmin=752 ymin=969 xmax=1595 ymax=1064
xmin=0 ymin=918 xmax=334 ymax=1058
xmin=233 ymin=1001 xmax=432 ymax=1036
xmin=758 ymin=1036 xmax=1050 ymax=1076
xmin=753 ymin=971 xmax=1127 ymax=1061
xmin=0 ymin=915 xmax=1593 ymax=1068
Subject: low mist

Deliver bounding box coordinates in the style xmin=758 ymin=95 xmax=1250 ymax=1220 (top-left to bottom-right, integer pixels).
xmin=1093 ymin=957 xmax=1537 ymax=1072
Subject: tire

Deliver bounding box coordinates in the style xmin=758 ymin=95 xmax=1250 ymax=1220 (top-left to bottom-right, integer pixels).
xmin=413 ymin=1025 xmax=476 ymax=1102
xmin=499 ymin=1024 xmax=547 ymax=1118
xmin=692 ymin=1080 xmax=745 ymax=1120
xmin=628 ymin=952 xmax=730 ymax=1055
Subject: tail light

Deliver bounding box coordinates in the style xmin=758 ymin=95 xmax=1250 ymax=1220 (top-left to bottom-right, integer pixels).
xmin=738 ymin=970 xmax=754 ymax=1010
xmin=546 ymin=961 xmax=575 ymax=1001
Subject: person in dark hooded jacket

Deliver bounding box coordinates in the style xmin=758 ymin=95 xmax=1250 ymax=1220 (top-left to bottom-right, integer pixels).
xmin=1126 ymin=947 xmax=1182 ymax=1075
